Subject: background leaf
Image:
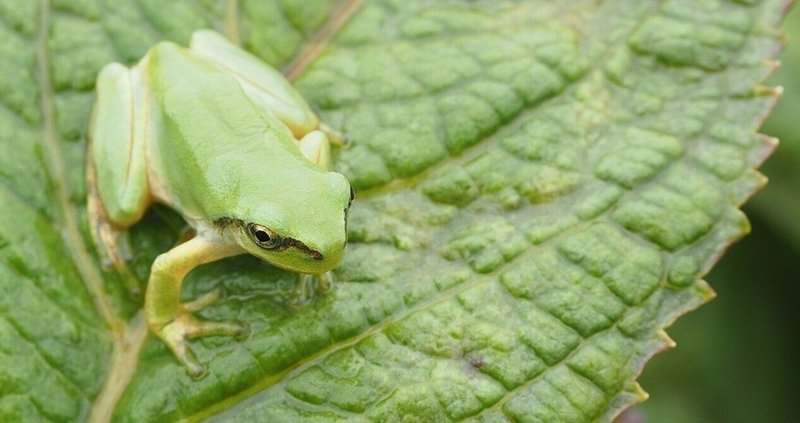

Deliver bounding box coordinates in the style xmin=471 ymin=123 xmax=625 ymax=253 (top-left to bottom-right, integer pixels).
xmin=0 ymin=1 xmax=789 ymax=422
xmin=637 ymin=5 xmax=800 ymax=423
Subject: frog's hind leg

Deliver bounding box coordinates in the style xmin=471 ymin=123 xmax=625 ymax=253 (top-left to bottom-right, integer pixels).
xmin=188 ymin=30 xmax=349 ymax=146
xmin=87 ymin=62 xmax=152 ymax=297
xmin=188 ymin=31 xmax=318 ymax=134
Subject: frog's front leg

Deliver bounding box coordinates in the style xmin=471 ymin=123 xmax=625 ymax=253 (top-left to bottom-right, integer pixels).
xmin=289 ymin=273 xmax=335 ymax=307
xmin=146 ymin=235 xmax=245 ymax=378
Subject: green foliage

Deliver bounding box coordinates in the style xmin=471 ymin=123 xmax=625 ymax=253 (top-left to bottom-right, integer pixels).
xmin=639 ymin=5 xmax=800 ymax=422
xmin=0 ymin=0 xmax=786 ymax=421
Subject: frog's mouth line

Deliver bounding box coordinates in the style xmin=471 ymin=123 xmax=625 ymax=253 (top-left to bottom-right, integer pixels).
xmin=214 ymin=217 xmax=323 ymax=261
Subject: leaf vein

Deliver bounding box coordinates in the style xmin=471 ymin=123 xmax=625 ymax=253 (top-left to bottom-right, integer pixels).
xmin=0 ymin=315 xmax=88 ymax=398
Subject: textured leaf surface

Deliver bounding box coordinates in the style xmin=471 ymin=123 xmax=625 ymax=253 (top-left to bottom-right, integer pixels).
xmin=0 ymin=0 xmax=785 ymax=421
xmin=638 ymin=8 xmax=800 ymax=422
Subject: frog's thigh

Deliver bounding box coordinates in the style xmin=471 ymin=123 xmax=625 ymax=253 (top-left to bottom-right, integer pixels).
xmin=189 ymin=30 xmax=319 ymax=137
xmin=90 ymin=63 xmax=150 ymax=226
xmin=298 ymin=130 xmax=332 ymax=170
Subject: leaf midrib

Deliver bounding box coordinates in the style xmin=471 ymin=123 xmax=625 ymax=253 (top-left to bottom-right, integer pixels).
xmin=35 ymin=0 xmax=120 ymax=337
xmin=33 ymin=1 xmax=148 ymax=421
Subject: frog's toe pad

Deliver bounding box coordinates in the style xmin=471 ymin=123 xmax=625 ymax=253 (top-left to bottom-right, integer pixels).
xmin=317 ymin=272 xmax=335 ymax=293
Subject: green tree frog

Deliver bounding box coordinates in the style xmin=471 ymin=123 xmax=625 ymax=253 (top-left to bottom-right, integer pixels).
xmin=87 ymin=30 xmax=353 ymax=377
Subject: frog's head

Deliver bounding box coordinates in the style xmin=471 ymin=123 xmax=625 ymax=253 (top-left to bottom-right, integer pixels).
xmin=228 ymin=171 xmax=353 ymax=275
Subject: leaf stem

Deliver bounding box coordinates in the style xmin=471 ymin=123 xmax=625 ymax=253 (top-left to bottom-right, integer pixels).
xmin=284 ymin=0 xmax=365 ymax=81
xmin=88 ymin=313 xmax=148 ymax=423
xmin=224 ymin=0 xmax=242 ymax=46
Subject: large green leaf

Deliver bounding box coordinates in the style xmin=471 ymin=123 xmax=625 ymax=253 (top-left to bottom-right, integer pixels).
xmin=0 ymin=0 xmax=786 ymax=421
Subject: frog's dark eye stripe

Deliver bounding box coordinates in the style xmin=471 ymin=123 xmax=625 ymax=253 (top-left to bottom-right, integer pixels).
xmin=282 ymin=238 xmax=324 ymax=261
xmin=247 ymin=223 xmax=282 ymax=249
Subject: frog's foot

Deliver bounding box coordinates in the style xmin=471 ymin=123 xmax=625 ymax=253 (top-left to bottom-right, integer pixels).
xmin=88 ymin=200 xmax=141 ymax=298
xmin=319 ymin=123 xmax=349 ymax=147
xmin=158 ymin=313 xmax=246 ymax=378
xmin=108 ymin=237 xmax=141 ymax=299
xmin=288 ymin=272 xmax=336 ymax=307
xmin=116 ymin=230 xmax=135 ymax=263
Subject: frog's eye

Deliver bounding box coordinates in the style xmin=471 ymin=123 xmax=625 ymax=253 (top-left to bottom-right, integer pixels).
xmin=247 ymin=223 xmax=282 ymax=249
xmin=348 ymin=185 xmax=355 ymax=208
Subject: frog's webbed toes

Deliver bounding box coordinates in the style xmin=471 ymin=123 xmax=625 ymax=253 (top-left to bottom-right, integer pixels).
xmin=184 ymin=318 xmax=246 ymax=340
xmin=288 ymin=272 xmax=336 ymax=307
xmin=158 ymin=313 xmax=247 ymax=379
xmin=160 ymin=317 xmax=206 ymax=378
xmin=117 ymin=231 xmax=134 ymax=262
xmin=288 ymin=274 xmax=314 ymax=307
xmin=88 ymin=208 xmax=141 ymax=298
xmin=180 ymin=287 xmax=223 ymax=313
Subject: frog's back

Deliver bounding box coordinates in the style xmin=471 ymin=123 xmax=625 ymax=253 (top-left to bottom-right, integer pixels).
xmin=144 ymin=42 xmax=318 ymax=222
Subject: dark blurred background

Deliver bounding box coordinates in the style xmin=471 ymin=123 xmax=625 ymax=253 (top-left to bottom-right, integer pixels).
xmin=636 ymin=7 xmax=800 ymax=423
